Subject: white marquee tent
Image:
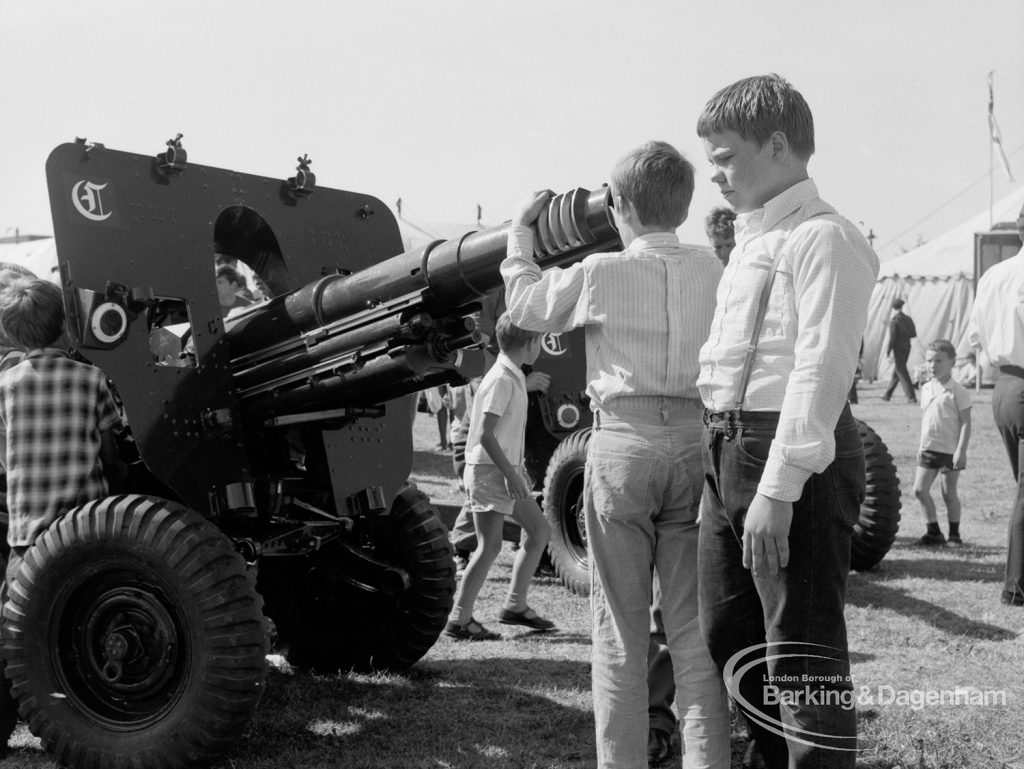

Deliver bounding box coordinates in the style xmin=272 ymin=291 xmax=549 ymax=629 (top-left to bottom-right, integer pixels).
xmin=0 ymin=237 xmax=60 ymax=282
xmin=862 ymin=186 xmax=1024 ymax=382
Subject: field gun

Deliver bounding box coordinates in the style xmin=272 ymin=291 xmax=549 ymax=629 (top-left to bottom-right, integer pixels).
xmin=0 ymin=138 xmax=619 ymax=769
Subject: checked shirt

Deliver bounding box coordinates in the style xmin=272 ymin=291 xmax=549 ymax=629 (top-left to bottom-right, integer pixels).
xmin=0 ymin=348 xmax=120 ymax=547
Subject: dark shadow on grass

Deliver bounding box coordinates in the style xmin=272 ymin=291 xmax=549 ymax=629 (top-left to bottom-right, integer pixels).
xmin=239 ymin=661 xmax=750 ymax=769
xmin=889 ymin=538 xmax=1006 ymax=558
xmin=503 ymin=630 xmax=592 ymax=645
xmin=236 ymin=661 xmax=597 ymax=768
xmin=412 ymin=448 xmax=456 ymax=479
xmin=849 ymin=650 xmax=875 ymax=664
xmin=868 ymin=555 xmax=1005 ymax=582
xmin=847 ymin=579 xmax=1016 ymax=641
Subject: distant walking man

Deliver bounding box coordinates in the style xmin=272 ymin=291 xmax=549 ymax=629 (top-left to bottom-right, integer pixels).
xmin=968 ymin=202 xmax=1024 ymax=606
xmin=883 ymin=297 xmax=917 ymax=403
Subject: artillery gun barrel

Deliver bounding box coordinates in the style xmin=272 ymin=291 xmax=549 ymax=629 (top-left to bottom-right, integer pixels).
xmin=227 ymin=187 xmax=617 ymax=412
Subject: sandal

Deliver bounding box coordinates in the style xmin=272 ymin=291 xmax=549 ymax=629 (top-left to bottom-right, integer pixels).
xmin=443 ymin=618 xmax=501 ymax=641
xmin=498 ymin=607 xmax=556 ymax=631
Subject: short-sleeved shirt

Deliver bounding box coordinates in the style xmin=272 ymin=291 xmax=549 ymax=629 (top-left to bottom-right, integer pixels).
xmin=0 ymin=348 xmax=121 ymax=547
xmin=463 ymin=353 xmax=527 ymax=467
xmin=919 ymin=377 xmax=971 ymax=453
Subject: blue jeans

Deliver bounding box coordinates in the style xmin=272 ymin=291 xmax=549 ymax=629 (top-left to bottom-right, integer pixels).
xmin=587 ymin=401 xmax=730 ymax=769
xmin=699 ymin=406 xmax=862 ymax=769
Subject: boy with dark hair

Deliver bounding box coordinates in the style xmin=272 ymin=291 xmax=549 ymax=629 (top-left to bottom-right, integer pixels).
xmin=696 ymin=74 xmax=879 ymax=768
xmin=0 ymin=264 xmax=37 ymax=373
xmin=215 ymin=264 xmax=254 ymax=317
xmin=0 ymin=278 xmax=124 ymax=753
xmin=0 ymin=279 xmax=123 ymax=564
xmin=503 ymin=140 xmax=730 ymax=769
xmin=704 ymin=207 xmax=737 ymax=267
xmin=914 ymin=339 xmax=971 ymax=547
xmin=444 ymin=312 xmax=555 ymax=641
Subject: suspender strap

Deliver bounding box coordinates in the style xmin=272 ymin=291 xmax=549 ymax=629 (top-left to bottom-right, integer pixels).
xmin=732 ymin=214 xmax=825 ymax=411
xmin=733 ymin=251 xmax=784 ymax=411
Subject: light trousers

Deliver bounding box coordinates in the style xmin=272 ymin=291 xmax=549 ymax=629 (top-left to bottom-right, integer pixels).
xmin=586 ymin=404 xmax=730 ymax=769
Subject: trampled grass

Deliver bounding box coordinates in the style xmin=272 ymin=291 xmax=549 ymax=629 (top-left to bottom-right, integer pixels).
xmin=3 ymin=381 xmax=1022 ymax=768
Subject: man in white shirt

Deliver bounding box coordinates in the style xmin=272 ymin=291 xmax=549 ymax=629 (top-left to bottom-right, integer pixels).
xmin=503 ymin=141 xmax=730 ymax=769
xmin=696 ymin=75 xmax=879 ymax=769
xmin=968 ymin=202 xmax=1024 ymax=607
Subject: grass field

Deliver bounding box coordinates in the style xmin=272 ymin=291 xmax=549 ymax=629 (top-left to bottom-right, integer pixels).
xmin=3 ymin=380 xmax=1023 ymax=768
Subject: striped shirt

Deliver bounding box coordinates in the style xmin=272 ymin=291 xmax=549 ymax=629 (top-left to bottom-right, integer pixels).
xmin=502 ymin=227 xmax=722 ymax=409
xmin=0 ymin=349 xmax=121 ymax=546
xmin=698 ymin=179 xmax=879 ymax=501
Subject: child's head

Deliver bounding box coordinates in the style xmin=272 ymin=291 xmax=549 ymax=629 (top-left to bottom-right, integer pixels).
xmin=610 ymin=141 xmax=695 ymax=231
xmin=925 ymin=339 xmax=956 ymax=381
xmin=704 ymin=207 xmax=737 ymax=266
xmin=494 ymin=312 xmax=542 ymax=365
xmin=0 ymin=264 xmax=39 ymax=348
xmin=697 ymin=74 xmax=814 ymax=213
xmin=216 ymin=264 xmax=244 ymax=306
xmin=0 ymin=278 xmax=65 ymax=350
xmin=697 ymin=74 xmax=815 ymax=160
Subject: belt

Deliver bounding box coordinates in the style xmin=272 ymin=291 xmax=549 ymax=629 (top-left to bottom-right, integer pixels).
xmin=704 ymin=403 xmax=854 ymax=437
xmin=600 ymin=395 xmax=703 ymax=412
xmin=703 ymin=409 xmax=781 ymax=428
xmin=1000 ymin=365 xmax=1024 ymax=379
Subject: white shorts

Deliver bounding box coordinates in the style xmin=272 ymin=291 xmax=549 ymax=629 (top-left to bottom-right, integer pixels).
xmin=463 ymin=464 xmax=526 ymax=517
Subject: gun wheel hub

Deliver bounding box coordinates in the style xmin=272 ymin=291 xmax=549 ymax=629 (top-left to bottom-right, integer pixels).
xmin=62 ymin=575 xmax=183 ymax=722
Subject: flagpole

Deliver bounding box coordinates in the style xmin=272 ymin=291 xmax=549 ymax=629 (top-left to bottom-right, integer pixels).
xmin=989 ymin=71 xmax=994 ymax=228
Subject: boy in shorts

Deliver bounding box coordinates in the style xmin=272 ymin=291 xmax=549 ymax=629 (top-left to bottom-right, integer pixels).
xmin=443 ymin=312 xmax=555 ymax=640
xmin=915 ymin=339 xmax=972 ymax=546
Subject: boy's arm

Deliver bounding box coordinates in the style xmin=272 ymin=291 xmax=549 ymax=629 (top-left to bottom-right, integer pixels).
xmin=478 ymin=412 xmax=531 ymax=499
xmin=952 ymin=408 xmax=971 ymax=470
xmin=744 ymin=221 xmax=878 ymax=577
xmin=500 ymin=191 xmax=590 ymax=334
xmin=99 ymin=428 xmax=128 ymax=492
xmin=760 ymin=222 xmax=878 ymax=502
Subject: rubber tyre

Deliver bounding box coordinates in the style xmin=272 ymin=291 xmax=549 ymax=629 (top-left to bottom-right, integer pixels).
xmin=0 ymin=554 xmax=15 ymax=751
xmin=851 ymin=420 xmax=902 ymax=571
xmin=259 ymin=485 xmax=455 ymax=672
xmin=1 ymin=495 xmax=269 ymax=769
xmin=542 ymin=429 xmax=591 ymax=597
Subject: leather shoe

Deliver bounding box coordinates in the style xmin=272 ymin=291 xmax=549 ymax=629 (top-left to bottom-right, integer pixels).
xmin=646 ymin=728 xmax=673 ymax=765
xmin=497 ymin=607 xmax=555 ymax=630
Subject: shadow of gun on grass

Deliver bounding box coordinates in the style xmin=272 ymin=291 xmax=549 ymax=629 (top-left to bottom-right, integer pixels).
xmin=234 ymin=660 xmax=599 ymax=769
xmin=870 ymin=553 xmax=1006 ymax=583
xmin=847 ymin=577 xmax=1016 ymax=641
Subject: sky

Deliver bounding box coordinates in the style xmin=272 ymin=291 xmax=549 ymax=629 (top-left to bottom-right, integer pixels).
xmin=2 ymin=0 xmax=1022 ymax=261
